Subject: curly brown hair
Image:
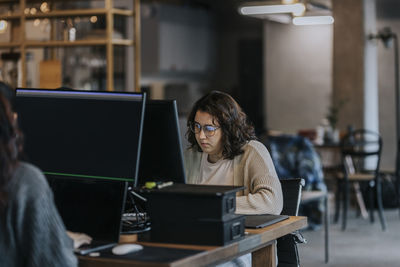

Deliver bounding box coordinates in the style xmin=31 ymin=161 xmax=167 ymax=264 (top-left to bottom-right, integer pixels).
xmin=186 ymin=91 xmax=256 ymax=159
xmin=0 ymin=91 xmax=23 ymax=208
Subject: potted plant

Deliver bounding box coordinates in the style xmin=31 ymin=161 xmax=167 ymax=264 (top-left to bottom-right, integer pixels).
xmin=325 ymin=99 xmax=347 ymax=143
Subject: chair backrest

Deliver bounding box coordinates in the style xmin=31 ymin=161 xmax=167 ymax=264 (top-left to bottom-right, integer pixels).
xmin=278 ymin=178 xmax=305 ymax=267
xmin=340 ymin=129 xmax=382 ymax=175
xmin=280 ymin=178 xmax=305 ymax=216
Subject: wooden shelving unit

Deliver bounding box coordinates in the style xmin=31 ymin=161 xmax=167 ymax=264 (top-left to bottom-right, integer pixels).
xmin=0 ymin=0 xmax=140 ymax=91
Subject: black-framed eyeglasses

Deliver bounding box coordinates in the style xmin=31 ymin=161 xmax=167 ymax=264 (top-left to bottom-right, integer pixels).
xmin=190 ymin=122 xmax=220 ymax=137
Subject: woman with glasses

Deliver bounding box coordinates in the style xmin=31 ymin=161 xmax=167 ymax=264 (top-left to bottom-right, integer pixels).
xmin=185 ymin=91 xmax=283 ymax=215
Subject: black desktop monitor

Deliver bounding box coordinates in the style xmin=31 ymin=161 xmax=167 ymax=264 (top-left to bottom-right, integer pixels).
xmin=136 ymin=99 xmax=186 ymax=187
xmin=15 ymin=89 xmax=146 ymax=183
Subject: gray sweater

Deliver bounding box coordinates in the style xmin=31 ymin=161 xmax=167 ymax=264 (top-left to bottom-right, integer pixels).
xmin=0 ymin=162 xmax=77 ymax=267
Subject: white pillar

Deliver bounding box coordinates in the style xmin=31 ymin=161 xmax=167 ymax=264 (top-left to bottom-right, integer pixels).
xmin=363 ymin=0 xmax=379 ymax=132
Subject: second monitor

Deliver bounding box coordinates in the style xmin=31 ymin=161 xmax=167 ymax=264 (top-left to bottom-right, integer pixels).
xmin=136 ymin=99 xmax=186 ymax=188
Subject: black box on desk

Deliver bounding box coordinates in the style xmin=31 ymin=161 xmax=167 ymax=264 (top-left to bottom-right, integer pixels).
xmin=150 ymin=214 xmax=245 ymax=246
xmin=146 ymin=184 xmax=245 ymax=221
xmin=145 ymin=184 xmax=246 ymax=245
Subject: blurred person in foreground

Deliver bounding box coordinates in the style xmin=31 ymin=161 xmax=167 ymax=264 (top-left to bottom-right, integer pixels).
xmin=0 ymin=82 xmax=89 ymax=267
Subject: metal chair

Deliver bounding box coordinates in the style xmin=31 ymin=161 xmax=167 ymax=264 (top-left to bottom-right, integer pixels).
xmin=277 ymin=178 xmax=306 ymax=267
xmin=334 ymin=129 xmax=386 ymax=231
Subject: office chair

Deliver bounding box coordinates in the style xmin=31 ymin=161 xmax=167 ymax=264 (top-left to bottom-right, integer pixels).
xmin=335 ymin=129 xmax=386 ymax=231
xmin=278 ymin=178 xmax=306 ymax=267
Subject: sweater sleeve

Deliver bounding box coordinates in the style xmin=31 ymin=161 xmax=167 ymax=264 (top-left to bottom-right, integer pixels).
xmin=235 ymin=141 xmax=283 ymax=215
xmin=14 ymin=164 xmax=77 ymax=267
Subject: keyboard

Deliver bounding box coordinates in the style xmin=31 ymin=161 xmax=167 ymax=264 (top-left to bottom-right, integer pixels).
xmin=121 ymin=212 xmax=151 ymax=234
xmin=74 ymin=241 xmax=116 ymax=255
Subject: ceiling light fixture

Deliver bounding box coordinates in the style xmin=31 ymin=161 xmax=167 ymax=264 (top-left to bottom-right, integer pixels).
xmin=292 ymin=15 xmax=334 ymax=26
xmin=238 ymin=1 xmax=334 ymax=26
xmin=239 ymin=3 xmax=305 ymax=16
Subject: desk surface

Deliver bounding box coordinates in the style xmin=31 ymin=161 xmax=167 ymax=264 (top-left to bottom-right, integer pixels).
xmin=78 ymin=216 xmax=307 ymax=267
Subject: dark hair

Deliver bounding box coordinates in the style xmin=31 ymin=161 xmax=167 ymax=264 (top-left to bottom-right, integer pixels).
xmin=0 ymin=81 xmax=15 ymax=110
xmin=0 ymin=89 xmax=22 ymax=208
xmin=186 ymin=91 xmax=256 ymax=159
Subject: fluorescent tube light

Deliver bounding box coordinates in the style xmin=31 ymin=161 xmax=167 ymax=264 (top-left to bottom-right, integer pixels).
xmin=292 ymin=16 xmax=334 ymax=25
xmin=239 ymin=3 xmax=305 ymax=15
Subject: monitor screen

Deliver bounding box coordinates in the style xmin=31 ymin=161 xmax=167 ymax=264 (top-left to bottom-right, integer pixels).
xmin=48 ymin=176 xmax=127 ymax=242
xmin=136 ymin=99 xmax=186 ymax=187
xmin=15 ymin=89 xmax=145 ymax=182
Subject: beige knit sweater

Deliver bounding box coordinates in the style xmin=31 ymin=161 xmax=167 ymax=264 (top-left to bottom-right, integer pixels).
xmin=184 ymin=140 xmax=283 ymax=215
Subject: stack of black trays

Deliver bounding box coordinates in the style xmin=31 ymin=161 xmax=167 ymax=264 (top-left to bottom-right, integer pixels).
xmin=146 ymin=183 xmax=246 ymax=246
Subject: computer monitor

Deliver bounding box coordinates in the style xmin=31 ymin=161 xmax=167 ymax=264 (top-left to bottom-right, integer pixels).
xmin=15 ymin=89 xmax=146 ymax=183
xmin=47 ymin=176 xmax=127 ymax=254
xmin=136 ymin=99 xmax=186 ymax=187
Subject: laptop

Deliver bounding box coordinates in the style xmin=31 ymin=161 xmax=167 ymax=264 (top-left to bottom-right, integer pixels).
xmin=243 ymin=214 xmax=290 ymax=229
xmin=47 ymin=176 xmax=127 ymax=255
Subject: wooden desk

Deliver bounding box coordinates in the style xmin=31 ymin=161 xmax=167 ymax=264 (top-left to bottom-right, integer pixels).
xmin=78 ymin=216 xmax=307 ymax=267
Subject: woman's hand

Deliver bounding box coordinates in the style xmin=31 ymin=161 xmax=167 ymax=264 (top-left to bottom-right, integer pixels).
xmin=66 ymin=231 xmax=92 ymax=249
